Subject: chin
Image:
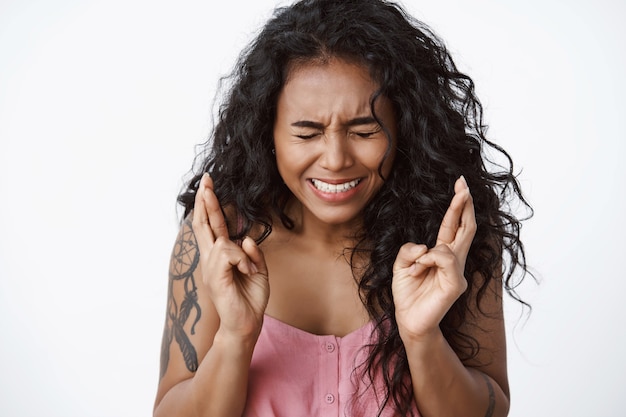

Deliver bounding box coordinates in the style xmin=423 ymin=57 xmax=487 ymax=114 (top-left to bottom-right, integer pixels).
xmin=312 ymin=209 xmax=363 ymax=228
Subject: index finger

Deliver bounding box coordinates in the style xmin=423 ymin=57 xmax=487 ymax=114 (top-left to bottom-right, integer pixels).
xmin=436 ymin=176 xmax=471 ymax=247
xmin=192 ymin=174 xmax=215 ymax=253
xmin=453 ymin=180 xmax=477 ymax=259
xmin=200 ymin=173 xmax=230 ymax=240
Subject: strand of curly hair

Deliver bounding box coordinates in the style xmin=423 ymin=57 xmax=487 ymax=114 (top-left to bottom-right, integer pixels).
xmin=177 ymin=1 xmax=532 ymax=415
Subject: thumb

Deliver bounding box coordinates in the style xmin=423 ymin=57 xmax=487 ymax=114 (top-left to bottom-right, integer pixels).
xmin=393 ymin=243 xmax=428 ymax=273
xmin=241 ymin=237 xmax=269 ymax=277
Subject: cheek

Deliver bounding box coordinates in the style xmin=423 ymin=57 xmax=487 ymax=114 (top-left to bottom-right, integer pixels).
xmin=275 ymin=148 xmax=306 ymax=183
xmin=273 ymin=135 xmax=291 ymax=171
xmin=275 ymin=156 xmax=290 ymax=181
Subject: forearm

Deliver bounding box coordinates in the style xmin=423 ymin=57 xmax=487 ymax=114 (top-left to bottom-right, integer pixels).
xmin=404 ymin=329 xmax=509 ymax=417
xmin=154 ymin=329 xmax=257 ymax=417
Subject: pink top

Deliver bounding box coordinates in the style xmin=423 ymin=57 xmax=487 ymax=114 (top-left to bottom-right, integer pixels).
xmin=243 ymin=315 xmax=420 ymax=417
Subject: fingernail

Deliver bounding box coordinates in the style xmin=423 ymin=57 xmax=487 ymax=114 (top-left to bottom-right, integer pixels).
xmin=460 ymin=175 xmax=469 ymax=190
xmin=413 ymin=246 xmax=425 ymax=257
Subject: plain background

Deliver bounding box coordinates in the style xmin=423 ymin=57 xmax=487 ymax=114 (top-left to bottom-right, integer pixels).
xmin=1 ymin=0 xmax=624 ymax=416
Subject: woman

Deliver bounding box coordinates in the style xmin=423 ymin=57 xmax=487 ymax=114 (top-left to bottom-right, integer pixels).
xmin=154 ymin=0 xmax=531 ymax=416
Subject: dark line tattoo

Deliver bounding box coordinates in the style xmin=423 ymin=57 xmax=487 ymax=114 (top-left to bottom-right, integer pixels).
xmin=160 ymin=217 xmax=201 ymax=378
xmin=481 ymin=373 xmax=496 ymax=417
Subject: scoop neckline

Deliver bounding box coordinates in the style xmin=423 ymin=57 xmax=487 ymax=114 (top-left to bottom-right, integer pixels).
xmin=263 ymin=313 xmax=373 ymax=340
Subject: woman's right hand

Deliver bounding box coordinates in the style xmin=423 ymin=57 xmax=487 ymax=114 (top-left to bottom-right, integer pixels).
xmin=192 ymin=173 xmax=270 ymax=340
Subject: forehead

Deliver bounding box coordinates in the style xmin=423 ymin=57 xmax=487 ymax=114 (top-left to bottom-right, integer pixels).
xmin=284 ymin=55 xmax=375 ymax=82
xmin=283 ymin=57 xmax=377 ymax=90
xmin=278 ymin=58 xmax=382 ymax=118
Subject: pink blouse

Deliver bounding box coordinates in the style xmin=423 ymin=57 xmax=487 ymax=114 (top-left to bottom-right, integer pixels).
xmin=243 ymin=314 xmax=420 ymax=417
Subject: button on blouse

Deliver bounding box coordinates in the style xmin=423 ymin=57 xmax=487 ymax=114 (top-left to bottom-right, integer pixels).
xmin=242 ymin=314 xmax=420 ymax=417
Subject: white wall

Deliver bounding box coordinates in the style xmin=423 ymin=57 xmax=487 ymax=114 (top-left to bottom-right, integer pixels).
xmin=1 ymin=0 xmax=624 ymax=416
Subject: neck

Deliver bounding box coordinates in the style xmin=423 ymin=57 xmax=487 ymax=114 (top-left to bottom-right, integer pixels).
xmin=280 ymin=199 xmax=364 ymax=255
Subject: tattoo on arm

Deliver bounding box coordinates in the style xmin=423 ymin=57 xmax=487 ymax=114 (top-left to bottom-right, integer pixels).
xmin=160 ymin=217 xmax=202 ymax=378
xmin=481 ymin=373 xmax=496 ymax=417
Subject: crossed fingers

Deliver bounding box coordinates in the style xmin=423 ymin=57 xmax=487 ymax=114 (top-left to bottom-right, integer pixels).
xmin=435 ymin=176 xmax=476 ymax=265
xmin=192 ymin=173 xmax=228 ymax=249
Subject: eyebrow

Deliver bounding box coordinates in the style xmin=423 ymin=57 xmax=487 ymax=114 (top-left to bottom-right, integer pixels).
xmin=290 ymin=117 xmax=378 ymax=129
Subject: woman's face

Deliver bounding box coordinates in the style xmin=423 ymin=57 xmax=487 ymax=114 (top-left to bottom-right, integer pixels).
xmin=273 ymin=58 xmax=396 ymax=228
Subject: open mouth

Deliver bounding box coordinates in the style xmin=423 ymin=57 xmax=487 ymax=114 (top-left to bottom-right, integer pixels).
xmin=310 ymin=178 xmax=361 ymax=193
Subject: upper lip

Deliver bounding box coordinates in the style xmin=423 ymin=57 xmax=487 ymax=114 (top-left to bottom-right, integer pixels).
xmin=309 ymin=178 xmax=361 ymax=184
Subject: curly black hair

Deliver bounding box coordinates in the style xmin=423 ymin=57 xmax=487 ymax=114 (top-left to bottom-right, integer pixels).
xmin=178 ymin=0 xmax=532 ymax=415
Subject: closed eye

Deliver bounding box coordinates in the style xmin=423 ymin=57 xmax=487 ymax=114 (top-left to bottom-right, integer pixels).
xmin=295 ymin=133 xmax=320 ymax=140
xmin=353 ymin=127 xmax=381 ymax=138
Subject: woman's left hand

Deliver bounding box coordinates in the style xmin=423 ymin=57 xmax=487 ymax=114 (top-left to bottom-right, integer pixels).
xmin=392 ymin=176 xmax=477 ymax=340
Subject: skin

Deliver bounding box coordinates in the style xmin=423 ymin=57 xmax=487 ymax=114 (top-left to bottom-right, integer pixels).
xmin=266 ymin=58 xmax=396 ymax=335
xmin=154 ymin=58 xmax=510 ymax=417
xmin=393 ymin=177 xmax=510 ymax=417
xmin=273 ymin=59 xmax=396 ymax=231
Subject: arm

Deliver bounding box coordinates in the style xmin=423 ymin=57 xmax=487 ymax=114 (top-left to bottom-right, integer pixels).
xmin=401 ymin=275 xmax=509 ymax=417
xmin=392 ymin=176 xmax=509 ymax=417
xmin=154 ymin=173 xmax=269 ymax=417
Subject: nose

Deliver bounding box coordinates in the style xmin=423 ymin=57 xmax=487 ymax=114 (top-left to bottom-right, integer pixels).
xmin=319 ymin=133 xmax=354 ymax=171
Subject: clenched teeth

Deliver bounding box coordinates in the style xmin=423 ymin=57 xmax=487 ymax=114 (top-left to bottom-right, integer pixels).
xmin=311 ymin=178 xmax=361 ymax=193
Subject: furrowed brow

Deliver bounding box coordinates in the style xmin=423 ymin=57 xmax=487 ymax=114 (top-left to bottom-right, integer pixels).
xmin=290 ymin=117 xmax=378 ymax=129
xmin=291 ymin=120 xmax=325 ymax=129
xmin=345 ymin=116 xmax=377 ymax=127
